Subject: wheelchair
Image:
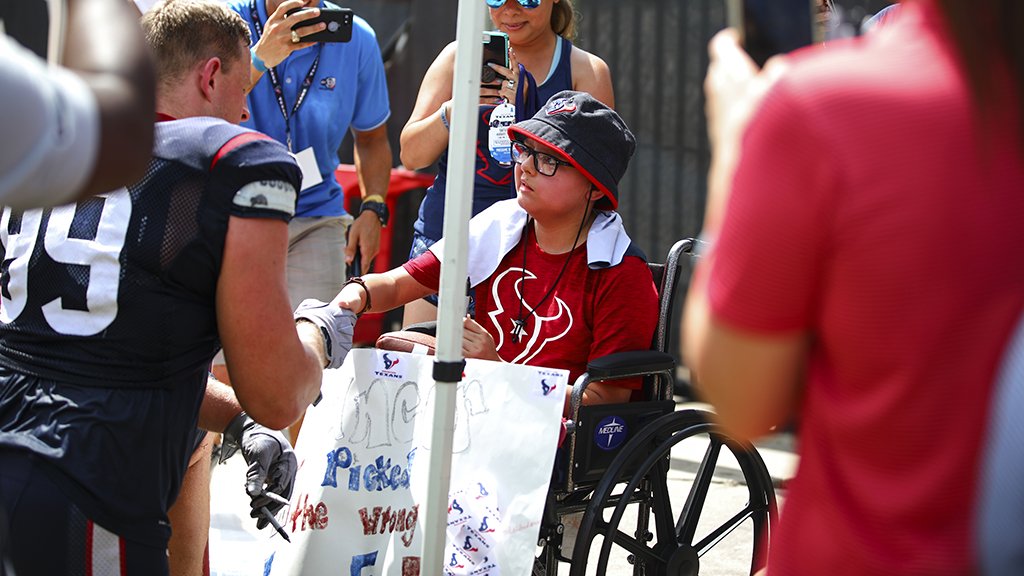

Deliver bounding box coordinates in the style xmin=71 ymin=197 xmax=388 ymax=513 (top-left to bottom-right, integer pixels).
xmin=378 ymin=238 xmax=778 ymax=575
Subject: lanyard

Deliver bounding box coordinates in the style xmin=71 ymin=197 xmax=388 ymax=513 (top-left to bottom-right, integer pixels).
xmin=250 ymin=0 xmax=321 ymax=152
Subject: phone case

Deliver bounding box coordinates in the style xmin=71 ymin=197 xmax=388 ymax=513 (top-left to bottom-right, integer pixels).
xmin=726 ymin=0 xmax=816 ymax=66
xmin=290 ymin=8 xmax=354 ymax=43
xmin=481 ymin=31 xmax=509 ymax=84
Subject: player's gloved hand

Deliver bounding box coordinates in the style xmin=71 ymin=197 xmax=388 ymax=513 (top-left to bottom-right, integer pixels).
xmin=294 ymin=298 xmax=357 ymax=369
xmin=221 ymin=412 xmax=297 ymax=529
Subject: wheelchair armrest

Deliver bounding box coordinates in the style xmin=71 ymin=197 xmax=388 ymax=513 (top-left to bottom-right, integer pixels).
xmin=402 ymin=321 xmax=437 ymax=336
xmin=586 ymin=350 xmax=676 ymax=380
xmin=568 ymin=351 xmax=677 ymax=429
xmin=375 ymin=323 xmax=437 ymax=355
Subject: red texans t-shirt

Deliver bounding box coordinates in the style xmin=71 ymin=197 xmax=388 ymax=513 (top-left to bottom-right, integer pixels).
xmin=403 ymin=224 xmax=658 ymax=387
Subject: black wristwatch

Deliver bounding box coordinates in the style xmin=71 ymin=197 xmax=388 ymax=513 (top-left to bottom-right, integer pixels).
xmin=359 ymin=199 xmax=389 ymax=227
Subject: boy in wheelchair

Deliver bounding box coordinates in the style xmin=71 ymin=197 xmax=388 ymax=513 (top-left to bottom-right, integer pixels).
xmin=334 ymin=90 xmax=659 ymax=416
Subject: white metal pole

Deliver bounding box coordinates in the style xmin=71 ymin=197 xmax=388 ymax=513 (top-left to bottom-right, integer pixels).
xmin=421 ymin=0 xmax=486 ymax=572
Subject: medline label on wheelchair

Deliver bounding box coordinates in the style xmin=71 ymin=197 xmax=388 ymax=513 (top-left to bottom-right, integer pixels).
xmin=594 ymin=415 xmax=628 ymax=451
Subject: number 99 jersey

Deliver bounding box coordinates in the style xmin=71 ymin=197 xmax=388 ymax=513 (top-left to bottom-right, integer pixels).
xmin=0 ymin=117 xmax=301 ymax=545
xmin=0 ymin=117 xmax=300 ymax=385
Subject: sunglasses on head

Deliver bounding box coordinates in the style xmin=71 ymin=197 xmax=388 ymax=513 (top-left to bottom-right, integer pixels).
xmin=486 ymin=0 xmax=542 ymax=9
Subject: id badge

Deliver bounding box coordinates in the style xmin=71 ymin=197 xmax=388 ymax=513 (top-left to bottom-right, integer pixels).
xmin=292 ymin=147 xmax=323 ymax=192
xmin=487 ymin=102 xmax=515 ymax=167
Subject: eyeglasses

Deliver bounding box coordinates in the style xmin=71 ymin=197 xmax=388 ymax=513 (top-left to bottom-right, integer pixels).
xmin=511 ymin=140 xmax=572 ymax=177
xmin=485 ymin=0 xmax=541 ymax=9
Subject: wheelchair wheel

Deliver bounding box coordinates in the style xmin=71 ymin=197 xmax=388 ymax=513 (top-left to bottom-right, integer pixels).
xmin=568 ymin=409 xmax=777 ymax=576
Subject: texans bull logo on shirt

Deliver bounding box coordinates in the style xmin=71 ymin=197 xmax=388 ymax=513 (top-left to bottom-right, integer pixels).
xmin=486 ymin=266 xmax=573 ymax=365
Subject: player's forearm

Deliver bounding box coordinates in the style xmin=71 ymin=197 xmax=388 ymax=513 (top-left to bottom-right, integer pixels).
xmin=264 ymin=321 xmax=324 ymax=424
xmin=221 ymin=320 xmax=324 ymax=431
xmin=238 ymin=348 xmax=322 ymax=431
xmin=297 ymin=319 xmax=330 ymax=369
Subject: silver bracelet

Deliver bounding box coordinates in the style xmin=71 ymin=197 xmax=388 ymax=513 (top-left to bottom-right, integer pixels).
xmin=439 ymin=104 xmax=450 ymax=131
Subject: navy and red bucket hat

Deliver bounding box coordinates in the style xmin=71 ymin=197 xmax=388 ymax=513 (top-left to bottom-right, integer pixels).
xmin=507 ymin=90 xmax=636 ymax=210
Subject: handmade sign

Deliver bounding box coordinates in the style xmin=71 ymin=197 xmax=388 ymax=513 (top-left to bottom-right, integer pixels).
xmin=264 ymin=348 xmax=567 ymax=576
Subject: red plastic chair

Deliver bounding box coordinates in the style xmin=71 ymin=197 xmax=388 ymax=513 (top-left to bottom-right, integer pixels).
xmin=335 ymin=164 xmax=434 ymax=345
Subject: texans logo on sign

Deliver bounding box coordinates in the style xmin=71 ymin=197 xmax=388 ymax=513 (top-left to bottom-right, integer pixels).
xmin=479 ymin=516 xmax=495 ymax=533
xmin=383 ymin=353 xmax=400 ymax=370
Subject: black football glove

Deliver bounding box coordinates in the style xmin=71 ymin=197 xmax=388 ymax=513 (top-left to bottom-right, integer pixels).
xmin=221 ymin=412 xmax=297 ymax=529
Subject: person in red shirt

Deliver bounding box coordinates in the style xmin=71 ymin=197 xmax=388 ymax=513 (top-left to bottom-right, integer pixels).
xmin=685 ymin=1 xmax=1024 ymax=574
xmin=335 ymin=90 xmax=658 ymax=413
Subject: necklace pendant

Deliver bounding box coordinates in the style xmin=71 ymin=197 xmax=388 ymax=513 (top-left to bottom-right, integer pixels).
xmin=510 ymin=319 xmax=526 ymax=343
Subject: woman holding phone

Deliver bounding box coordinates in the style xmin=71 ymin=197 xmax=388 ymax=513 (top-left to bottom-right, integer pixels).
xmin=398 ymin=0 xmax=615 ymax=325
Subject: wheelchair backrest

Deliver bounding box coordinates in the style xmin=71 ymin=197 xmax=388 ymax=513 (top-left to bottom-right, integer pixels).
xmin=649 ymin=238 xmax=696 ymax=356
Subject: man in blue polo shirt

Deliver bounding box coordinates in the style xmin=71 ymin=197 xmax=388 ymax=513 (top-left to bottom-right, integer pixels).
xmin=222 ymin=0 xmax=392 ymax=406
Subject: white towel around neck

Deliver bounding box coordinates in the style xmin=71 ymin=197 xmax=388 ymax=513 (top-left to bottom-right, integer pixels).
xmin=428 ymin=199 xmax=633 ymax=288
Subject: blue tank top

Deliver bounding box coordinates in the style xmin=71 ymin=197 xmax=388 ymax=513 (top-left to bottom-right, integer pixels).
xmin=414 ymin=36 xmax=575 ymax=241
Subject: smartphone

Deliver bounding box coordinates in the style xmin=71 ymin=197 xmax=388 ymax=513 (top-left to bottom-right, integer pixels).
xmin=726 ymin=0 xmax=819 ymax=67
xmin=344 ymin=224 xmax=362 ymax=278
xmin=288 ymin=7 xmax=354 ymax=43
xmin=481 ymin=31 xmax=510 ymax=85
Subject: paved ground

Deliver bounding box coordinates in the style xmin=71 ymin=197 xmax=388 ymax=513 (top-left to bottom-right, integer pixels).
xmin=209 ymin=402 xmax=797 ymax=575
